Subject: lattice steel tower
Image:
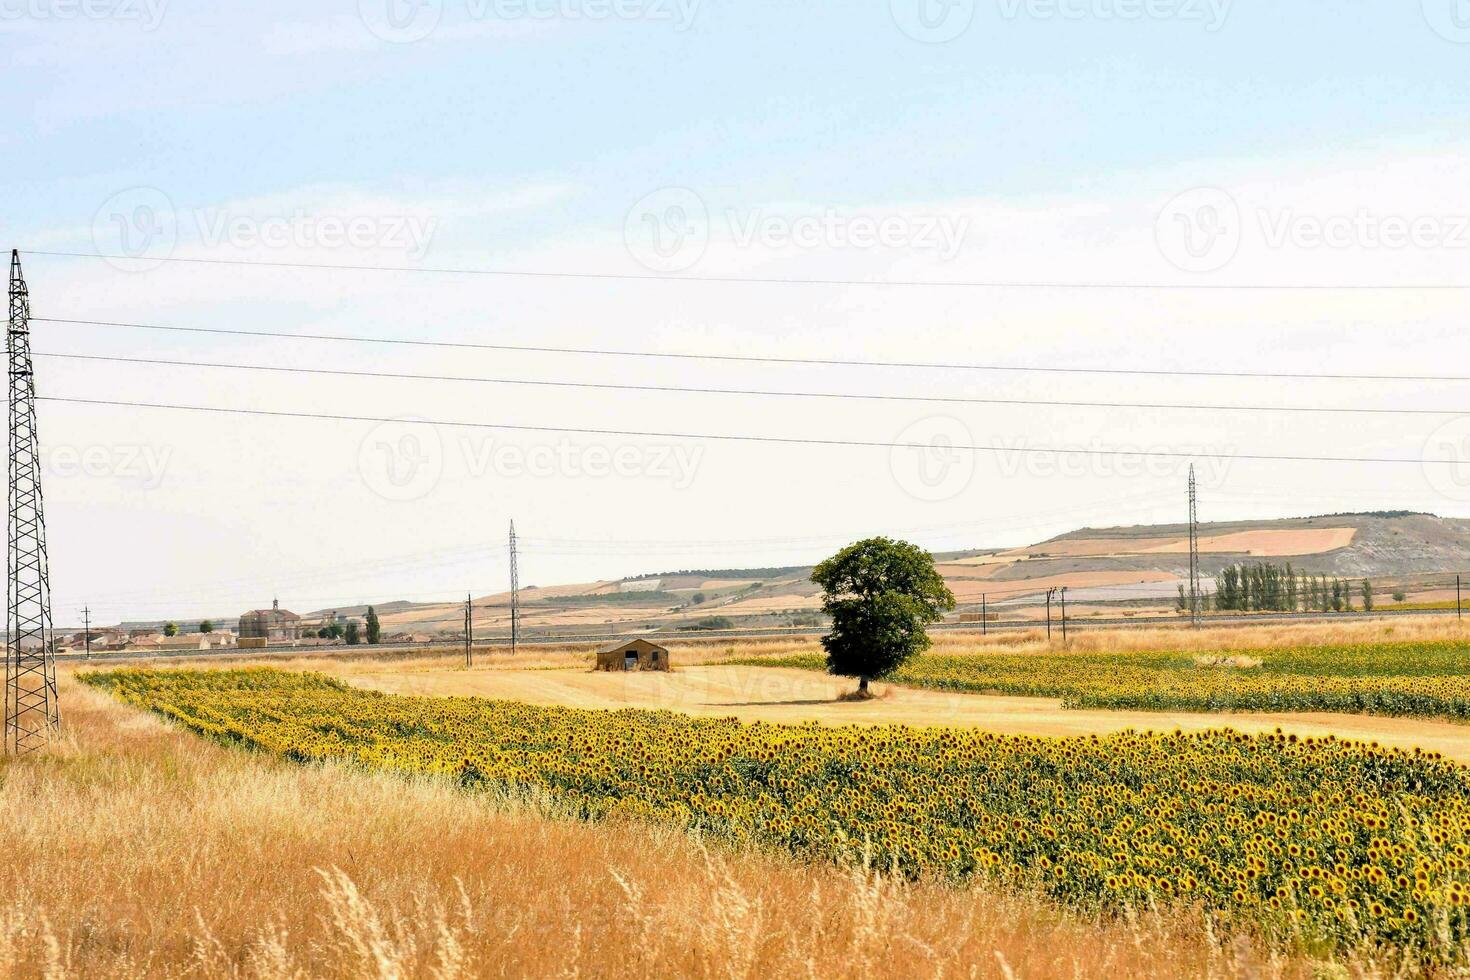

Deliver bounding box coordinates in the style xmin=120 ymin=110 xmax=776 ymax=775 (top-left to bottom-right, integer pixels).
xmin=508 ymin=520 xmax=520 ymax=654
xmin=6 ymin=250 xmax=58 ymax=754
xmin=1187 ymin=464 xmax=1202 ymax=629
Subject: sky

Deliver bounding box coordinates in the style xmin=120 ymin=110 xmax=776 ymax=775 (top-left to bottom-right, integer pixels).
xmin=4 ymin=0 xmax=1470 ymax=626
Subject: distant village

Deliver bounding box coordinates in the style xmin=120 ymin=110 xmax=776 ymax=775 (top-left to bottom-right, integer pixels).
xmin=56 ymin=599 xmax=434 ymax=655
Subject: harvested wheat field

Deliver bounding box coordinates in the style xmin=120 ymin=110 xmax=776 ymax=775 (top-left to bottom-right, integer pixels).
xmin=0 ymin=672 xmax=1346 ymax=979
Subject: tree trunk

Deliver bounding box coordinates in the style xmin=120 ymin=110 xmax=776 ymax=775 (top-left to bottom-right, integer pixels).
xmin=858 ymin=676 xmax=869 ymax=695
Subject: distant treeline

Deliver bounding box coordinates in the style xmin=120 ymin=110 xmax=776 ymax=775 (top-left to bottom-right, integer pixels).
xmin=626 ymin=567 xmax=805 ymax=581
xmin=542 ymin=591 xmax=680 ymax=605
xmin=1306 ymin=510 xmax=1430 ymax=519
xmin=1191 ymin=562 xmax=1373 ymax=613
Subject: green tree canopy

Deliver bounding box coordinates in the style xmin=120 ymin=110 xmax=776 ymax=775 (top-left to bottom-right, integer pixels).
xmin=812 ymin=537 xmax=955 ymax=695
xmin=198 ymin=620 xmax=214 ymax=634
xmin=365 ymin=606 xmax=381 ymax=645
xmin=163 ymin=622 xmax=178 ymax=637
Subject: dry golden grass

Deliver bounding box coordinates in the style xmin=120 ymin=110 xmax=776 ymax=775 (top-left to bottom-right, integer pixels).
xmin=0 ymin=674 xmax=1391 ymax=979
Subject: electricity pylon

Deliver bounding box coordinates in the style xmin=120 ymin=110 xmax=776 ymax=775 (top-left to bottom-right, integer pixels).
xmin=509 ymin=520 xmax=520 ymax=655
xmin=6 ymin=250 xmax=58 ymax=754
xmin=1188 ymin=465 xmax=1202 ymax=629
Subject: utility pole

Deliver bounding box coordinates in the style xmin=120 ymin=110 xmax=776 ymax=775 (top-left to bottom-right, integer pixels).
xmin=1458 ymin=575 xmax=1463 ymax=622
xmin=82 ymin=606 xmax=90 ymax=660
xmin=509 ymin=520 xmax=520 ymax=655
xmin=464 ymin=594 xmax=473 ymax=668
xmin=1045 ymin=588 xmax=1055 ymax=642
xmin=981 ymin=594 xmax=987 ymax=636
xmin=5 ymin=251 xmax=57 ymax=755
xmin=1060 ymin=587 xmax=1068 ymax=644
xmin=1188 ymin=465 xmax=1202 ymax=630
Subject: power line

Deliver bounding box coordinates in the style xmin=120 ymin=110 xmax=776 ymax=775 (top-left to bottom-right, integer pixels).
xmin=34 ymin=395 xmax=1465 ymax=467
xmin=32 ymin=350 xmax=1463 ymax=418
xmin=34 ymin=316 xmax=1470 ymax=384
xmin=25 ymin=249 xmax=1470 ymax=291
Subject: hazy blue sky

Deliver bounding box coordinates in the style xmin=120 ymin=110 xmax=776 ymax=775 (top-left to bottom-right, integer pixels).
xmin=5 ymin=2 xmax=1470 ymax=623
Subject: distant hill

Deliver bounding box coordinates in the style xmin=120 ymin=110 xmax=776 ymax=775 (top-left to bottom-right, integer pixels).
xmin=349 ymin=512 xmax=1470 ymax=638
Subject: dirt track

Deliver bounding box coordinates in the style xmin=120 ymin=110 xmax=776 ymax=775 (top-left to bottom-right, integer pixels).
xmin=344 ymin=664 xmax=1470 ymax=763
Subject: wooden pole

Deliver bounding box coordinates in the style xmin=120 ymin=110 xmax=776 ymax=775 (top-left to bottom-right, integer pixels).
xmin=464 ymin=594 xmax=473 ymax=668
xmin=981 ymin=594 xmax=987 ymax=636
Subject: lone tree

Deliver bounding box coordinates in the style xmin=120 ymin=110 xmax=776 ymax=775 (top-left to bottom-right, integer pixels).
xmin=163 ymin=622 xmax=179 ymax=637
xmin=345 ymin=620 xmax=361 ymax=646
xmin=365 ymin=606 xmax=381 ymax=645
xmin=812 ymin=537 xmax=955 ymax=696
xmin=198 ymin=620 xmax=214 ymax=634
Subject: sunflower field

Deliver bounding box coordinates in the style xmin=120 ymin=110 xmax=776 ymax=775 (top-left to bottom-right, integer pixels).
xmin=84 ymin=667 xmax=1470 ymax=959
xmin=736 ymin=640 xmax=1470 ymax=719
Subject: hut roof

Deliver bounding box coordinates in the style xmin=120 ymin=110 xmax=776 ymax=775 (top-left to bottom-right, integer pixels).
xmin=597 ymin=638 xmax=668 ymax=654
